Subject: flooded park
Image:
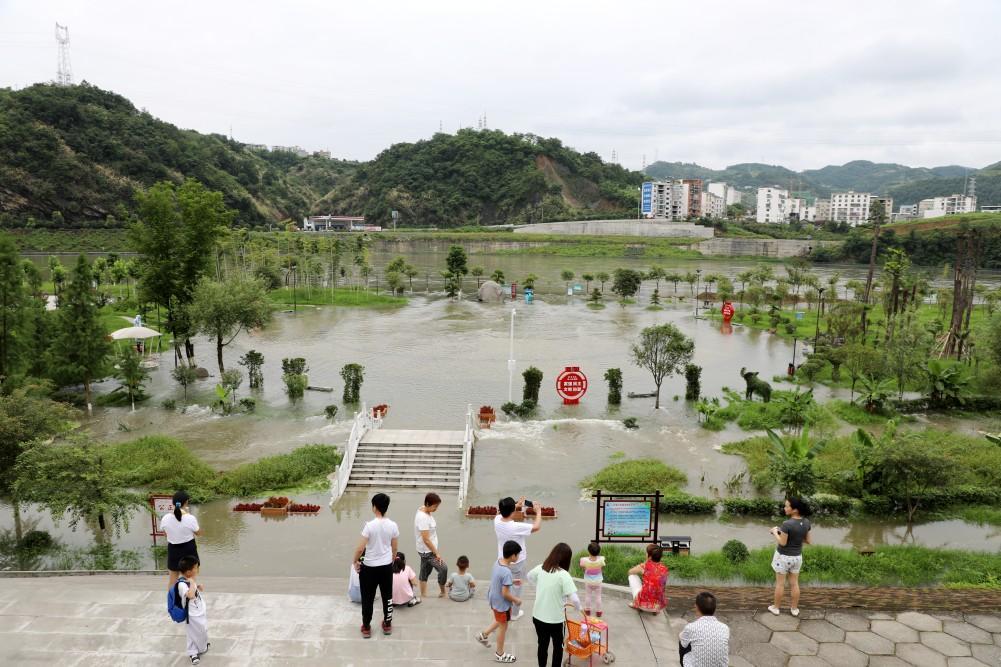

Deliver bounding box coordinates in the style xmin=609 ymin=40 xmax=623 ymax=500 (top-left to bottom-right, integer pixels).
xmin=5 ymin=250 xmax=1001 ymax=578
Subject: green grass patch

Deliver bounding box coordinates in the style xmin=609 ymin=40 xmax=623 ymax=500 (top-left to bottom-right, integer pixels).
xmin=267 ymin=287 xmax=406 ymax=308
xmin=581 ymin=458 xmax=686 ymax=494
xmin=950 ymin=506 xmax=1001 ymax=526
xmin=712 ymin=390 xmax=835 ymax=434
xmin=573 ymin=544 xmax=1001 ymax=588
xmin=827 ymin=400 xmax=896 ymax=426
xmin=10 ymin=229 xmax=131 ymax=252
xmin=105 ymin=436 xmax=341 ymax=500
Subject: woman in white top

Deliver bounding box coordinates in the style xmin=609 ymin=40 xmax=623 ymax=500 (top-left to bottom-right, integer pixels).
xmin=159 ymin=490 xmax=202 ymax=587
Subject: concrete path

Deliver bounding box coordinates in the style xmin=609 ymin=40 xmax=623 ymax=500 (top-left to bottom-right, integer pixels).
xmin=1 ymin=576 xmax=1000 ymax=665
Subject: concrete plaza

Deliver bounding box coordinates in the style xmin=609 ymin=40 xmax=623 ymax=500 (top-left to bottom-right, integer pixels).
xmin=0 ymin=575 xmax=1000 ymax=665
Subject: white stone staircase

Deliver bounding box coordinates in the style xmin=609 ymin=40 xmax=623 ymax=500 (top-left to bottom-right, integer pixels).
xmin=348 ymin=429 xmax=466 ymax=490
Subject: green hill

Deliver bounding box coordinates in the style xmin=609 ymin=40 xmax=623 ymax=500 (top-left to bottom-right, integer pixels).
xmin=313 ymin=130 xmax=644 ymax=227
xmin=0 ymin=83 xmax=357 ymax=227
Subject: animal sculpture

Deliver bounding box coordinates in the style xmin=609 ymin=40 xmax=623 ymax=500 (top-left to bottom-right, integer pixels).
xmin=740 ymin=367 xmax=771 ymax=403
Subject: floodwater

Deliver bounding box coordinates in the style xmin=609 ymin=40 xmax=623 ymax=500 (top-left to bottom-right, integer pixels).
xmin=5 ymin=250 xmax=1001 ymax=576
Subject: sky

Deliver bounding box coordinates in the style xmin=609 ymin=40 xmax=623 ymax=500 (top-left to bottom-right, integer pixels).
xmin=2 ymin=0 xmax=1000 ymax=171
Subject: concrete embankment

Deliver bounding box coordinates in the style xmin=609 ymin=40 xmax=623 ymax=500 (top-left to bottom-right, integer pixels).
xmin=693 ymin=237 xmax=842 ymax=258
xmin=513 ymin=219 xmax=714 ymax=238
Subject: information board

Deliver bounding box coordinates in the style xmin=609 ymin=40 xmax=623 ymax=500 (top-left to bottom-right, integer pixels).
xmin=641 ymin=182 xmax=653 ymax=215
xmin=149 ymin=494 xmax=173 ymax=541
xmin=603 ymin=501 xmax=651 ymax=537
xmin=593 ymin=490 xmax=660 ymax=544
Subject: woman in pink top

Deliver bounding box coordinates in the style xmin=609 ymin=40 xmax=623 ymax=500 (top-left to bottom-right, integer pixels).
xmin=391 ymin=552 xmax=421 ymax=607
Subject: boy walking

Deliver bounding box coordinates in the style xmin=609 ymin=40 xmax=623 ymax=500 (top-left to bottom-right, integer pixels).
xmin=493 ymin=496 xmax=541 ymax=620
xmin=176 ymin=556 xmax=209 ymax=665
xmin=352 ymin=492 xmax=400 ymax=638
xmin=476 ymin=540 xmax=522 ymax=663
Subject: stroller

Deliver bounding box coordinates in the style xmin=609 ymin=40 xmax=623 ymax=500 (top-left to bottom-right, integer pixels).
xmin=563 ymin=608 xmax=615 ymax=665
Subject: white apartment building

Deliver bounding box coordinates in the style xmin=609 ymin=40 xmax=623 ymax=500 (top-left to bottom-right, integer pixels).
xmin=756 ymin=187 xmax=789 ymax=223
xmin=918 ymin=194 xmax=977 ymax=218
xmin=829 ymin=192 xmax=892 ymax=226
xmin=814 ymin=199 xmax=830 ymax=222
xmin=700 ymin=191 xmax=726 ymax=219
xmin=707 ymin=182 xmax=742 ymax=207
xmin=787 ymin=197 xmax=808 ymax=222
xmin=642 ymin=179 xmax=699 ymax=220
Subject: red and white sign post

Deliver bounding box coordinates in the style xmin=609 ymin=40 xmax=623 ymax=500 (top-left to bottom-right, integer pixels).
xmin=149 ymin=495 xmax=174 ymax=546
xmin=556 ymin=366 xmax=588 ymax=405
xmin=721 ymin=301 xmax=735 ymax=324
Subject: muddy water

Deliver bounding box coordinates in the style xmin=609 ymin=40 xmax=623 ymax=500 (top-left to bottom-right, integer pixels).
xmin=5 ymin=254 xmax=1001 ymax=575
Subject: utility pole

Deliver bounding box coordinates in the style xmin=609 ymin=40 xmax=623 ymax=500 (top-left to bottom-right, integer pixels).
xmin=55 ymin=23 xmax=73 ymax=86
xmin=507 ymin=309 xmax=517 ymax=403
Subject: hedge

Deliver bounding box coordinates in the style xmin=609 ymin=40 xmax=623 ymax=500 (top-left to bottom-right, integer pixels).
xmin=658 ymin=494 xmax=717 ymax=515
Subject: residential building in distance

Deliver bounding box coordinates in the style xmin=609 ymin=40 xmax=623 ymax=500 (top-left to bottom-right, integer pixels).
xmin=814 ymin=198 xmax=830 ymax=222
xmin=829 ymin=192 xmax=891 ymax=226
xmin=700 ymin=191 xmax=726 ymax=219
xmin=982 ymin=205 xmax=1001 ymax=214
xmin=707 ymin=182 xmax=743 ymax=207
xmin=244 ymin=143 xmax=268 ymax=152
xmin=642 ymin=180 xmax=675 ymax=219
xmin=892 ymin=204 xmax=919 ymax=222
xmin=918 ymin=194 xmax=977 ymax=218
xmin=682 ymin=179 xmax=704 ymax=218
xmin=301 ymin=215 xmax=380 ymax=232
xmin=314 ymin=150 xmax=331 ymax=159
xmin=787 ymin=197 xmax=808 ymax=222
xmin=756 ymin=187 xmax=789 ymax=223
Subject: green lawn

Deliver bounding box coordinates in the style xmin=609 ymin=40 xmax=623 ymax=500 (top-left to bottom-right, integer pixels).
xmin=267 ymin=286 xmax=406 ymax=308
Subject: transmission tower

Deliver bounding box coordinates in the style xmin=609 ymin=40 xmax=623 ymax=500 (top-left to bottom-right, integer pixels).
xmin=55 ymin=23 xmax=73 ymax=86
xmin=968 ymin=175 xmax=976 ymax=200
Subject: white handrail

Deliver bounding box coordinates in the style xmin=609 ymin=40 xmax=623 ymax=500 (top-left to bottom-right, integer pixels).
xmin=329 ymin=402 xmax=370 ymax=506
xmin=457 ymin=403 xmax=475 ymax=508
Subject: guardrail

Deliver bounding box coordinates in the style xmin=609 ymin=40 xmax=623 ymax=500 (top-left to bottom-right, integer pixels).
xmin=457 ymin=403 xmax=474 ymax=508
xmin=328 ymin=402 xmax=371 ymax=506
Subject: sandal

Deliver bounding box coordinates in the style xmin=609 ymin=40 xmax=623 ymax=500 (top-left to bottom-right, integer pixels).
xmin=494 ymin=652 xmax=517 ymax=663
xmin=476 ymin=632 xmax=490 ymax=646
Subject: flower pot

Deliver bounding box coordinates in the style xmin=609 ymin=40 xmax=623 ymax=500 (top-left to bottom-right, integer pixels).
xmin=261 ymin=506 xmax=288 ymax=517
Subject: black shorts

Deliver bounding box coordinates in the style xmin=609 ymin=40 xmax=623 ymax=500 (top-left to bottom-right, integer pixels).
xmin=167 ymin=539 xmax=199 ymax=572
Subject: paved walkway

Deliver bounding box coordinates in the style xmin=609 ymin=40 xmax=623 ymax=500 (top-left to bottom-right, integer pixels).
xmin=1 ymin=576 xmax=999 ymax=665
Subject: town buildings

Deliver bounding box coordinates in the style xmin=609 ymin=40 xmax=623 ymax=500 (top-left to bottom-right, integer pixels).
xmin=828 ymin=192 xmax=892 ymax=226
xmin=755 ymin=187 xmax=789 ymax=223
xmin=707 ymin=182 xmax=743 ymax=206
xmin=918 ymin=194 xmax=977 ymax=218
xmin=641 ymin=179 xmax=709 ymax=220
xmin=301 ymin=215 xmax=379 ymax=232
xmin=700 ymin=191 xmax=726 ymax=219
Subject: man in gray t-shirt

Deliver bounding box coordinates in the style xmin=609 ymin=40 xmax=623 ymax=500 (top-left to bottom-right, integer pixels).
xmin=777 ymin=517 xmax=811 ymax=557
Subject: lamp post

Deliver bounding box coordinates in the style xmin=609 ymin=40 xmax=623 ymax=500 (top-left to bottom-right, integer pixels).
xmin=814 ymin=287 xmax=826 ymax=348
xmin=507 ymin=308 xmax=517 ymax=403
xmin=695 ymin=269 xmax=702 ymax=317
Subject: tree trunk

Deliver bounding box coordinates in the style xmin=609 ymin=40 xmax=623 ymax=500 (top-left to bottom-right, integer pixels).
xmin=85 ymin=377 xmax=92 ymax=415
xmin=12 ymin=498 xmax=23 ymax=543
xmin=216 ymin=335 xmax=225 ymax=374
xmin=654 ymin=382 xmax=661 ymax=409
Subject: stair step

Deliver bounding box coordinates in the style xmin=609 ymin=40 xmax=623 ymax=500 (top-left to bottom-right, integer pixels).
xmin=355 ymin=450 xmax=463 ymax=458
xmin=353 ymin=463 xmax=461 ymax=470
xmin=357 ymin=445 xmax=464 ymax=453
xmin=351 ymin=470 xmax=460 ymax=480
xmin=349 ymin=479 xmax=459 ymax=488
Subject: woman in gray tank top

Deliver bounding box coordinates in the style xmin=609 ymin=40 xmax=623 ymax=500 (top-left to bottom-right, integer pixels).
xmin=767 ymin=497 xmax=812 ymax=617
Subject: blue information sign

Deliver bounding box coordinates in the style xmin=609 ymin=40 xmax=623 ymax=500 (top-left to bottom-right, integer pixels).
xmin=640 ymin=182 xmax=654 ymax=215
xmin=603 ymin=501 xmax=652 ymax=538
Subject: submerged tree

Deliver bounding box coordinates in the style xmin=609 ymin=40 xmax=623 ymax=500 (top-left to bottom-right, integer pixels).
xmin=171 ymin=365 xmax=199 ymax=403
xmin=283 ymin=358 xmax=309 ymax=405
xmin=522 ymin=366 xmax=543 ymax=404
xmin=340 ymin=363 xmax=365 ymax=403
xmin=113 ymin=347 xmax=150 ymax=412
xmin=188 ymin=277 xmax=272 ymax=375
xmin=604 ymin=368 xmax=623 ymax=405
xmin=630 ymin=323 xmax=694 ymax=409
xmin=611 ymin=268 xmax=643 ymax=303
xmin=239 ymin=350 xmax=265 ymax=389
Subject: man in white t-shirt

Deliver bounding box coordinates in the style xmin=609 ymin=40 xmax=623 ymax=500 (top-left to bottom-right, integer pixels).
xmin=352 ymin=493 xmax=400 ymax=639
xmin=493 ymin=496 xmax=542 ymax=620
xmin=415 ymin=492 xmax=448 ymax=598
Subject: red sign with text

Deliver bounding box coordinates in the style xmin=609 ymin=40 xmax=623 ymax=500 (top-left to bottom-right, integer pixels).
xmin=722 ymin=301 xmax=735 ymax=323
xmin=556 ymin=366 xmax=588 ymax=405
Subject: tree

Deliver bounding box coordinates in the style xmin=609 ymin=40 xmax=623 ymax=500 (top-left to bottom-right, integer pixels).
xmin=666 ymin=272 xmax=683 ymax=296
xmin=130 ymin=179 xmax=233 ymax=366
xmin=522 ymin=366 xmax=543 ymax=403
xmin=766 ymin=427 xmax=824 ymax=497
xmin=283 ymin=357 xmax=309 ymax=405
xmin=471 ymin=266 xmax=485 ymax=287
xmin=385 ymin=270 xmax=404 ymax=295
xmin=340 ymin=363 xmax=365 ymax=403
xmin=442 ymin=245 xmax=469 ymax=297
xmin=239 ymin=350 xmax=265 ymax=389
xmin=561 ymin=270 xmax=575 ymax=293
xmin=14 ymin=435 xmax=144 ymax=536
xmin=48 ymin=256 xmax=67 ymax=297
xmin=171 ymin=365 xmax=198 ymax=402
xmin=859 ymin=375 xmax=894 ymax=412
xmin=47 ymin=256 xmax=112 ymax=415
xmin=844 ymin=342 xmax=882 ymax=402
xmin=630 ymin=323 xmax=694 ymax=409
xmin=490 ymin=269 xmax=506 ymax=285
xmin=596 ymin=272 xmax=610 ymax=294
xmin=0 ymin=234 xmax=28 ymax=385
xmin=604 ymin=368 xmax=622 ymax=405
xmin=862 ymin=199 xmax=887 ymax=327
xmin=21 ymin=259 xmax=42 ymax=295
xmin=923 ymin=359 xmax=970 ymax=408
xmin=187 ymin=277 xmax=272 ymax=374
xmin=884 ymin=326 xmax=929 ymax=399
xmin=113 ymin=347 xmax=149 ymax=411
xmin=684 ymin=271 xmax=698 ymax=296
xmin=684 ymin=364 xmax=701 ymax=401
xmin=611 ymin=268 xmax=643 ymax=303
xmin=522 ymin=274 xmax=539 ymax=289
xmin=582 ymin=273 xmax=594 ymax=293
xmin=647 ymin=266 xmax=665 ymax=291
xmin=405 ymin=265 xmax=419 ymax=292
xmin=869 ymin=433 xmax=954 ymax=522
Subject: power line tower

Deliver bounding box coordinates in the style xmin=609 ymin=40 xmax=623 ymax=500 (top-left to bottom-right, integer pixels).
xmin=55 ymin=23 xmax=73 ymax=86
xmin=967 ymin=175 xmax=976 ymax=200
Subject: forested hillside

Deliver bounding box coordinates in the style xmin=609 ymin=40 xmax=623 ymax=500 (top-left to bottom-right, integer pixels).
xmin=314 ymin=129 xmax=644 ymax=227
xmin=0 ymin=83 xmax=356 ymax=227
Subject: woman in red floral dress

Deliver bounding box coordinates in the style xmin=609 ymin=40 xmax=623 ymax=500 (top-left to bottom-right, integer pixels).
xmin=627 ymin=545 xmax=668 ymax=610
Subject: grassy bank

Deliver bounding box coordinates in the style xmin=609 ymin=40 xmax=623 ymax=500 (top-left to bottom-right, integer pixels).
xmin=11 ymin=229 xmax=131 ymax=252
xmin=572 ymin=544 xmax=1001 ymax=588
xmin=106 ymin=436 xmax=341 ymax=500
xmin=267 ymin=286 xmax=406 ymax=308
xmin=580 ymin=458 xmax=687 ymax=494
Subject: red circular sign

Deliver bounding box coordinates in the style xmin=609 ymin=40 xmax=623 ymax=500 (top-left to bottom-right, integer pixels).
xmin=556 ymin=366 xmax=588 ymax=404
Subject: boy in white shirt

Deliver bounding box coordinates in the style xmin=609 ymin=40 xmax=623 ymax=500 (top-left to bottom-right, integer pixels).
xmin=352 ymin=492 xmax=400 ymax=638
xmin=493 ymin=496 xmax=541 ymax=620
xmin=176 ymin=556 xmax=209 ymax=665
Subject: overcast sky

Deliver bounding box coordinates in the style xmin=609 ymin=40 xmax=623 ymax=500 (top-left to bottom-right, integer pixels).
xmin=2 ymin=0 xmax=1000 ymax=171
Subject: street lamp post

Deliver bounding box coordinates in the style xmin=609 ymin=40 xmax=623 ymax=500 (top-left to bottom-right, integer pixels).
xmin=507 ymin=308 xmax=517 ymax=403
xmin=814 ymin=287 xmax=826 ymax=348
xmin=695 ymin=269 xmax=702 ymax=317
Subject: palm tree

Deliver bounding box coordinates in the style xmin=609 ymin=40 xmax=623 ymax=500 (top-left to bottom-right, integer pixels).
xmin=471 ymin=266 xmax=485 ymax=287
xmin=582 ymin=273 xmax=594 ymax=293
xmin=684 ymin=272 xmax=698 ymax=297
xmin=596 ymin=272 xmax=610 ymax=294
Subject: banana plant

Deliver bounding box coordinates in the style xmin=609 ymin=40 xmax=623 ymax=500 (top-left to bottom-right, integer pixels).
xmin=924 ymin=359 xmax=971 ymax=407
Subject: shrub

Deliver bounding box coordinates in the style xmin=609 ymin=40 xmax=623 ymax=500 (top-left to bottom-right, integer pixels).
xmin=161 ymin=399 xmax=176 ymax=411
xmin=722 ymin=497 xmax=781 ymax=517
xmin=18 ymin=530 xmax=55 ymax=552
xmin=659 ymin=494 xmax=716 ymax=515
xmin=239 ymin=397 xmax=256 ymax=413
xmin=622 ymin=417 xmax=639 ymax=430
xmin=105 ymin=436 xmax=218 ymax=501
xmin=808 ymin=493 xmax=859 ymax=517
xmin=582 ymin=459 xmax=686 ymax=494
xmin=216 ymin=444 xmax=342 ymax=497
xmin=324 ymin=404 xmax=338 ymax=420
xmin=722 ymin=539 xmax=749 ymax=564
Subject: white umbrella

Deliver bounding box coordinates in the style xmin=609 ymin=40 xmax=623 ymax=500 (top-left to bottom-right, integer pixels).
xmin=109 ymin=326 xmax=162 ymax=340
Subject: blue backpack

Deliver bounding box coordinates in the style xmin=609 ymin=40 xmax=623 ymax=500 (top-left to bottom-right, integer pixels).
xmin=167 ymin=578 xmax=190 ymax=624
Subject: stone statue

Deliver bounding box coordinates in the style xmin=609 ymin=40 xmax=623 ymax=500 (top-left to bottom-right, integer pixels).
xmin=740 ymin=367 xmax=771 ymax=403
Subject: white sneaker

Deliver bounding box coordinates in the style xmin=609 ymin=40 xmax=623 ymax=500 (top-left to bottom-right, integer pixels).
xmin=767 ymin=605 xmax=781 ymax=616
xmin=511 ymin=610 xmax=524 ymax=621
xmin=790 ymin=608 xmax=800 ymax=617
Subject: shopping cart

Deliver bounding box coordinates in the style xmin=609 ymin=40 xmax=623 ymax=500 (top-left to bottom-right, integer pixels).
xmin=563 ymin=608 xmax=615 ymax=665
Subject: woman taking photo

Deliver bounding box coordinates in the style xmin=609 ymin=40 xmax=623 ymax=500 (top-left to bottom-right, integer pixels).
xmin=160 ymin=490 xmax=202 ymax=586
xmin=528 ymin=542 xmax=581 ymax=667
xmin=768 ymin=497 xmax=812 ymax=617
